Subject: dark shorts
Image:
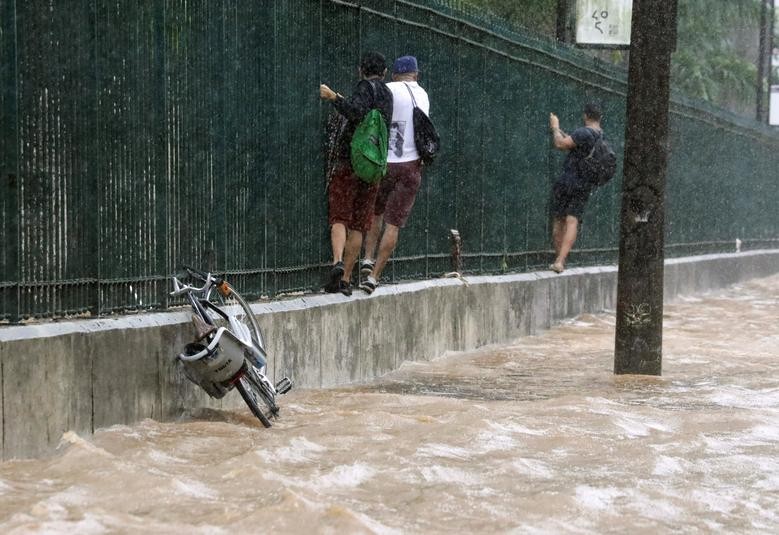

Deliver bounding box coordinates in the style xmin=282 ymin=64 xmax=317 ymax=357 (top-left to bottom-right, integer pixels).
xmin=328 ymin=162 xmax=379 ymax=234
xmin=551 ymin=180 xmax=592 ymax=221
xmin=374 ymin=160 xmax=422 ymax=228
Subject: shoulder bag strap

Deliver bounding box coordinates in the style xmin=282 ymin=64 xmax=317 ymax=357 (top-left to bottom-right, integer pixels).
xmin=403 ymin=82 xmax=418 ymax=109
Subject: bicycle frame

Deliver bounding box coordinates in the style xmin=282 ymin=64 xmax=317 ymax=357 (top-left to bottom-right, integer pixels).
xmin=172 ymin=269 xmax=267 ymax=354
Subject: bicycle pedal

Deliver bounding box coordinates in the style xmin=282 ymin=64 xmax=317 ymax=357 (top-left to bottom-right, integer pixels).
xmin=275 ymin=377 xmax=292 ymax=395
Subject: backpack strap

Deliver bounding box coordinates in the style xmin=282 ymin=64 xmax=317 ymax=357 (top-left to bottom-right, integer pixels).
xmin=584 ymin=127 xmax=603 ymax=158
xmin=366 ymin=79 xmax=377 ymax=102
xmin=403 ymin=82 xmax=418 ymax=109
xmin=364 ymin=79 xmax=380 ymax=121
xmin=585 ymin=126 xmax=603 ymax=141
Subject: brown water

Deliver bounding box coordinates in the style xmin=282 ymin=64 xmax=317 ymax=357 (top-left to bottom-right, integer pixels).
xmin=2 ymin=275 xmax=778 ymax=534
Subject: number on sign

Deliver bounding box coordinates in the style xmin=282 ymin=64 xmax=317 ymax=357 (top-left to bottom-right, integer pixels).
xmin=592 ymin=9 xmax=609 ymax=34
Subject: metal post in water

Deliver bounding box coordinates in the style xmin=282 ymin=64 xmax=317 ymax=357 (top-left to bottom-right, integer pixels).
xmin=614 ymin=0 xmax=678 ymax=375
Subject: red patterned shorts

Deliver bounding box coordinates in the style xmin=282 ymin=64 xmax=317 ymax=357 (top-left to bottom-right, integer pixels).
xmin=328 ymin=162 xmax=379 ymax=234
xmin=374 ymin=160 xmax=422 ymax=228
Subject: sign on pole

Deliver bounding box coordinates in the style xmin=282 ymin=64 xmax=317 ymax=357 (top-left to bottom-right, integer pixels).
xmin=575 ymin=0 xmax=633 ymax=48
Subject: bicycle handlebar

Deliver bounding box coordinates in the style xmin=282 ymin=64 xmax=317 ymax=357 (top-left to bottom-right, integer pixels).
xmin=170 ymin=265 xmax=229 ymax=298
xmin=183 ymin=265 xmax=210 ymax=283
xmin=170 ymin=271 xmax=215 ymax=297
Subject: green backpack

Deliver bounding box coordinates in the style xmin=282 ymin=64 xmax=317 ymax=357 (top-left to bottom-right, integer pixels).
xmin=350 ymin=108 xmax=388 ymax=184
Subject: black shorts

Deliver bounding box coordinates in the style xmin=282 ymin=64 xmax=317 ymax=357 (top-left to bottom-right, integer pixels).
xmin=551 ymin=181 xmax=592 ymax=220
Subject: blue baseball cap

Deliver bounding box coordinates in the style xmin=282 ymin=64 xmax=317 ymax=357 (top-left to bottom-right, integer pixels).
xmin=392 ymin=55 xmax=418 ymax=74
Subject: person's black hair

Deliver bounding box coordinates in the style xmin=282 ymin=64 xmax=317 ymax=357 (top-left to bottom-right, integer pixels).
xmin=584 ymin=102 xmax=602 ymax=121
xmin=360 ymin=52 xmax=387 ymax=77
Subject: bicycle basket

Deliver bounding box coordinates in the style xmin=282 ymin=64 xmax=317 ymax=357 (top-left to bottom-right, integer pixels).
xmin=177 ymin=328 xmax=246 ymax=398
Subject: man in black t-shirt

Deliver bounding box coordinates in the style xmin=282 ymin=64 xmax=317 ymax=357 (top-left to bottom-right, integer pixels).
xmin=319 ymin=52 xmax=393 ymax=295
xmin=548 ymin=102 xmax=603 ymax=274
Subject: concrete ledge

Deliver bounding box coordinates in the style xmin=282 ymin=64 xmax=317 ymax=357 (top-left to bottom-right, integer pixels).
xmin=1 ymin=250 xmax=777 ymax=459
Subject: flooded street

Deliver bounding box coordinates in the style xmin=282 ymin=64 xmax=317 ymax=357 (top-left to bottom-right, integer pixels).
xmin=1 ymin=275 xmax=778 ymax=534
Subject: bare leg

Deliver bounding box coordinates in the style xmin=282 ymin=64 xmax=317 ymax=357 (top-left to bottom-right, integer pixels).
xmin=330 ymin=223 xmax=346 ymax=263
xmin=363 ymin=215 xmax=383 ymax=262
xmin=552 ymin=218 xmax=565 ymax=257
xmin=342 ymin=230 xmax=363 ymax=282
xmin=553 ymin=215 xmax=579 ymax=269
xmin=371 ymin=224 xmax=399 ymax=280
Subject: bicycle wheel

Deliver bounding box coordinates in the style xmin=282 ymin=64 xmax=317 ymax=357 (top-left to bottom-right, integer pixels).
xmin=204 ymin=281 xmax=266 ymax=353
xmin=236 ymin=366 xmax=278 ymax=428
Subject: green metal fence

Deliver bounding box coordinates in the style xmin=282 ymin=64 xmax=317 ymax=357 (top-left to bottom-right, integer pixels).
xmin=1 ymin=0 xmax=777 ymax=322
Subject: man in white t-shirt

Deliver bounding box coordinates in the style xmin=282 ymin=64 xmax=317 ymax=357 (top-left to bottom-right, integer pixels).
xmin=359 ymin=55 xmax=430 ymax=294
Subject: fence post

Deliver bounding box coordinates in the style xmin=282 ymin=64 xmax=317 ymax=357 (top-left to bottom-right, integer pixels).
xmin=153 ymin=0 xmax=169 ymax=310
xmin=757 ymin=0 xmax=769 ymax=122
xmin=211 ymin=3 xmax=226 ymax=274
xmin=556 ymin=0 xmax=573 ymax=43
xmin=1 ymin=0 xmax=19 ymax=323
xmin=89 ymin=0 xmax=101 ymax=318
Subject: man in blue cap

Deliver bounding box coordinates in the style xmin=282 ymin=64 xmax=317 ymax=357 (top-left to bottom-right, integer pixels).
xmin=360 ymin=55 xmax=430 ymax=294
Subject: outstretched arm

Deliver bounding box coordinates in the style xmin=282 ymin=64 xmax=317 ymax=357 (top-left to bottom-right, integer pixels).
xmin=549 ymin=113 xmax=576 ymax=150
xmin=320 ymin=80 xmax=374 ymax=122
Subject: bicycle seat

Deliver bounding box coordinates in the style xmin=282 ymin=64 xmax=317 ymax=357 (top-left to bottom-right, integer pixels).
xmin=191 ymin=314 xmax=216 ymax=342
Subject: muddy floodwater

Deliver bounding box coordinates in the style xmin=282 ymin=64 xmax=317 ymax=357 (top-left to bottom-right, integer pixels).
xmin=1 ymin=275 xmax=778 ymax=534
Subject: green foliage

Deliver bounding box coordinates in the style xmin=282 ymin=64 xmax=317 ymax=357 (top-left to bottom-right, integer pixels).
xmin=460 ymin=0 xmax=764 ymax=117
xmin=671 ymin=0 xmax=761 ymax=114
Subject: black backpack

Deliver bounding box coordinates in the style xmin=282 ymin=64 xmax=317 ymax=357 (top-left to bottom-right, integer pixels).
xmin=579 ymin=128 xmax=617 ymax=187
xmin=404 ymin=83 xmax=440 ymax=165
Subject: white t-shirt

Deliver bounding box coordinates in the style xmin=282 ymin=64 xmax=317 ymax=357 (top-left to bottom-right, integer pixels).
xmin=386 ymin=81 xmax=430 ymax=163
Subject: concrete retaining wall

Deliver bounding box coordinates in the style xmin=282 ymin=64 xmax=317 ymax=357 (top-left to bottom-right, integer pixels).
xmin=1 ymin=250 xmax=777 ymax=460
